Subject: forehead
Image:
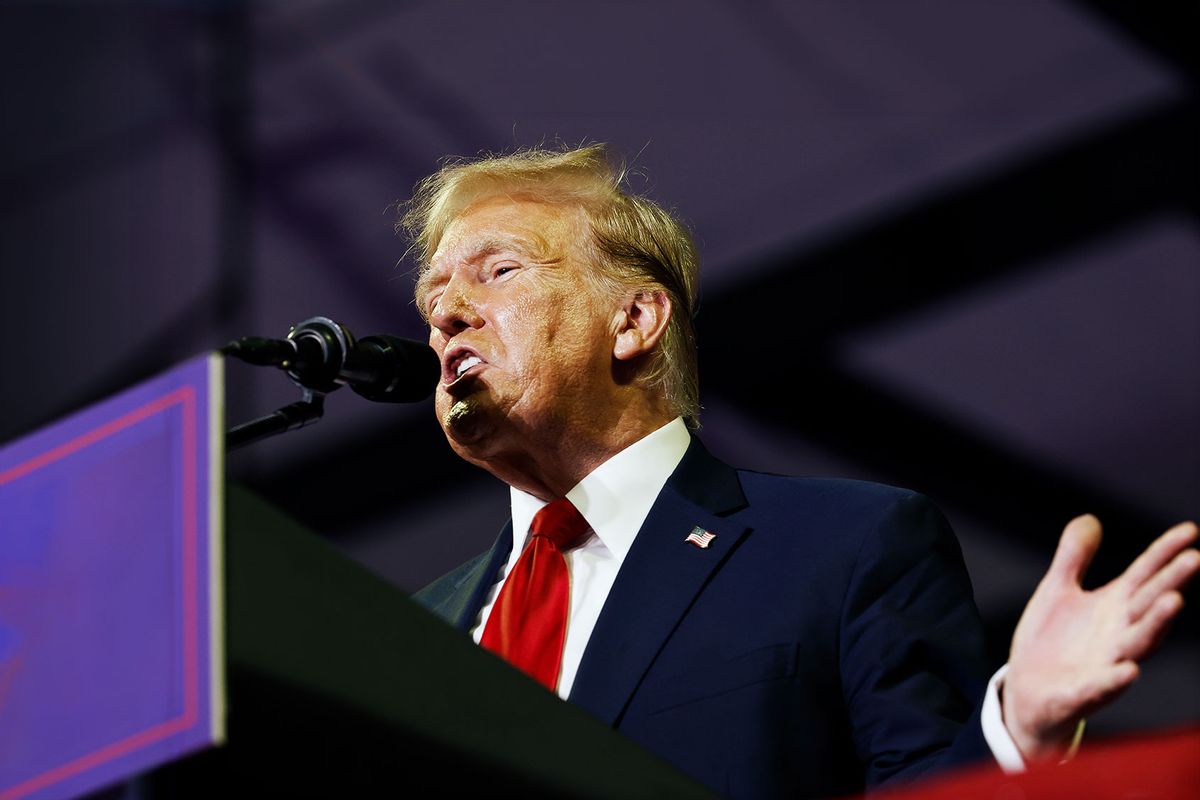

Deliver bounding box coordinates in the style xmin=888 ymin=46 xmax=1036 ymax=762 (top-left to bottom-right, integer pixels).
xmin=430 ymin=194 xmax=587 ymax=268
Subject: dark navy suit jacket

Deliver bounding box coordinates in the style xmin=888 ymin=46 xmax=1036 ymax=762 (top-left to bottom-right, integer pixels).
xmin=415 ymin=437 xmax=993 ymax=799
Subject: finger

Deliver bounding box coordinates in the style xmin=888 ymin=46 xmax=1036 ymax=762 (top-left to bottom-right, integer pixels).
xmin=1121 ymin=591 xmax=1185 ymax=661
xmin=1129 ymin=548 xmax=1200 ymax=621
xmin=1098 ymin=660 xmax=1140 ymax=699
xmin=1073 ymin=661 xmax=1140 ymax=717
xmin=1047 ymin=514 xmax=1103 ymax=587
xmin=1123 ymin=522 xmax=1199 ymax=590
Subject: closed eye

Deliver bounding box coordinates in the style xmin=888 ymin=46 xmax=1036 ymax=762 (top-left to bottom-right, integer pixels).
xmin=424 ymin=291 xmax=443 ymax=319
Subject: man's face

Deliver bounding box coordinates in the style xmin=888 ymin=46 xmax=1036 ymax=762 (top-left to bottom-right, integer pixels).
xmin=421 ymin=194 xmax=620 ymax=467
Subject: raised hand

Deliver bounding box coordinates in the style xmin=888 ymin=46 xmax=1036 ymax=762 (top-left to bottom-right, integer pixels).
xmin=1002 ymin=514 xmax=1199 ymax=762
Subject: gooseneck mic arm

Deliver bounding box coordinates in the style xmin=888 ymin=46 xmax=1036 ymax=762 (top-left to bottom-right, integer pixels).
xmin=221 ymin=316 xmax=440 ymax=451
xmin=225 ymin=388 xmax=326 ymax=452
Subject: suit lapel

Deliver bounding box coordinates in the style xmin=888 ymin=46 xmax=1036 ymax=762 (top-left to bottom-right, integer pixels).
xmin=430 ymin=521 xmax=513 ymax=632
xmin=569 ymin=438 xmax=749 ymax=726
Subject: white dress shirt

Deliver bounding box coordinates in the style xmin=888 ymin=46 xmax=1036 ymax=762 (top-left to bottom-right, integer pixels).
xmin=471 ymin=416 xmax=692 ymax=699
xmin=469 ymin=416 xmax=1026 ymax=771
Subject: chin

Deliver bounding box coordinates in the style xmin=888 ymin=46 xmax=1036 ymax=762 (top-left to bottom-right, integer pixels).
xmin=439 ymin=396 xmax=495 ymax=448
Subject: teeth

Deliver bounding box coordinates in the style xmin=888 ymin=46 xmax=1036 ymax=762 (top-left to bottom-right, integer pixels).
xmin=455 ymin=355 xmax=482 ymax=377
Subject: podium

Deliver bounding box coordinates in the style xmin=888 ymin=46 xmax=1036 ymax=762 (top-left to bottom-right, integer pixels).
xmin=0 ymin=355 xmax=714 ymax=799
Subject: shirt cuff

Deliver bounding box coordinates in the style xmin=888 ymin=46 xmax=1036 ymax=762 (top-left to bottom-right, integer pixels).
xmin=982 ymin=663 xmax=1088 ymax=773
xmin=981 ymin=664 xmax=1026 ymax=773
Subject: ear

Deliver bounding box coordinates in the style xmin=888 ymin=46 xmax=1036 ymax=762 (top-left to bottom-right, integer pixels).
xmin=613 ymin=289 xmax=672 ymax=362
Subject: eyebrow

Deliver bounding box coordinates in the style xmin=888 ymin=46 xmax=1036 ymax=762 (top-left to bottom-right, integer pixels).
xmin=468 ymin=233 xmax=552 ymax=262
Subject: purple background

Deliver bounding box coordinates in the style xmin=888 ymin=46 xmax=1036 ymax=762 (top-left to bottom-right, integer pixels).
xmin=0 ymin=356 xmax=215 ymax=799
xmin=0 ymin=0 xmax=1195 ymax=744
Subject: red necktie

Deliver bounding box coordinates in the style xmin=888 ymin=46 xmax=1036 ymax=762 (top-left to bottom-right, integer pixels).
xmin=480 ymin=498 xmax=591 ymax=690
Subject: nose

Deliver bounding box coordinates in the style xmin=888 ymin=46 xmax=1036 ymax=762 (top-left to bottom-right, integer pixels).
xmin=429 ymin=272 xmax=484 ymax=338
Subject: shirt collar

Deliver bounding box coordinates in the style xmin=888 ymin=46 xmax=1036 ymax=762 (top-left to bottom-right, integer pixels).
xmin=509 ymin=417 xmax=691 ymax=560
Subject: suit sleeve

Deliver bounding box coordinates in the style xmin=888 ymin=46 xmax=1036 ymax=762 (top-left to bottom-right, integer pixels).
xmin=838 ymin=491 xmax=993 ymax=787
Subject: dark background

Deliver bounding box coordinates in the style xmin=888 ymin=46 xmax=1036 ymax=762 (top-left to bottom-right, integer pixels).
xmin=2 ymin=1 xmax=1196 ymax=738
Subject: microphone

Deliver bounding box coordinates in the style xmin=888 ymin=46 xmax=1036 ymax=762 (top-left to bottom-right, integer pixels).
xmin=222 ymin=317 xmax=440 ymax=403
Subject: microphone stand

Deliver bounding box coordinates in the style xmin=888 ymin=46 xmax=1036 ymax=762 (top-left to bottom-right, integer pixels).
xmin=220 ymin=335 xmax=332 ymax=452
xmin=226 ymin=387 xmax=326 ymax=453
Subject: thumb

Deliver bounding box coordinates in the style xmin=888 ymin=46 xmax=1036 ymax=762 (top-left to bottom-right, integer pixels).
xmin=1046 ymin=514 xmax=1103 ymax=587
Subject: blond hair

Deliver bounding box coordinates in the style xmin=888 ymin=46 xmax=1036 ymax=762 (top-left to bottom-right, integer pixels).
xmin=399 ymin=143 xmax=701 ymax=427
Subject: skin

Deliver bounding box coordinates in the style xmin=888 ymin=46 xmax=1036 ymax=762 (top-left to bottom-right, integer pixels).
xmin=421 ymin=193 xmax=675 ymax=501
xmin=1004 ymin=515 xmax=1199 ymax=760
xmin=419 ymin=191 xmax=1199 ymax=762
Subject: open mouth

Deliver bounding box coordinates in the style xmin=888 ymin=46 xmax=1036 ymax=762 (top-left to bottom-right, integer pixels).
xmin=455 ymin=355 xmax=482 ymax=377
xmin=444 ymin=346 xmax=488 ymax=386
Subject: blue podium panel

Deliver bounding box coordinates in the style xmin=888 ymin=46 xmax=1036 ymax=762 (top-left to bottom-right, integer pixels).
xmin=0 ymin=354 xmax=223 ymax=800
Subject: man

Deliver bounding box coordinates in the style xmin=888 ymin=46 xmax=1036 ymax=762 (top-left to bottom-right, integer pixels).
xmin=404 ymin=144 xmax=1198 ymax=798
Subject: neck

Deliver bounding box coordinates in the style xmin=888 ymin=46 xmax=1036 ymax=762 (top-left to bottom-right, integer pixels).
xmin=467 ymin=397 xmax=676 ymax=501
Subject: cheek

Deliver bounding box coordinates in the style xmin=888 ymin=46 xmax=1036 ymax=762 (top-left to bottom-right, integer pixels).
xmin=499 ymin=291 xmax=543 ymax=326
xmin=492 ymin=295 xmax=552 ymax=356
xmin=493 ymin=287 xmax=610 ymax=375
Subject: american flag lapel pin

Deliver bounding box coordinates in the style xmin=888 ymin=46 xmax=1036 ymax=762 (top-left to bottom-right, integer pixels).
xmin=685 ymin=526 xmax=716 ymax=549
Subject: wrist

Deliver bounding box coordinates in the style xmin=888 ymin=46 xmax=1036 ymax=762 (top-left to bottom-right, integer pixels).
xmin=1000 ymin=680 xmax=1084 ymax=763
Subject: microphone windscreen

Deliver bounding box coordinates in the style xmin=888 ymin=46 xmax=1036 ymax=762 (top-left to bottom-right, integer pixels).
xmin=350 ymin=335 xmax=440 ymax=403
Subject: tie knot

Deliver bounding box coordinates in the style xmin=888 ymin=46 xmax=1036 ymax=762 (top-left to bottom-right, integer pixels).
xmin=530 ymin=498 xmax=591 ymax=550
